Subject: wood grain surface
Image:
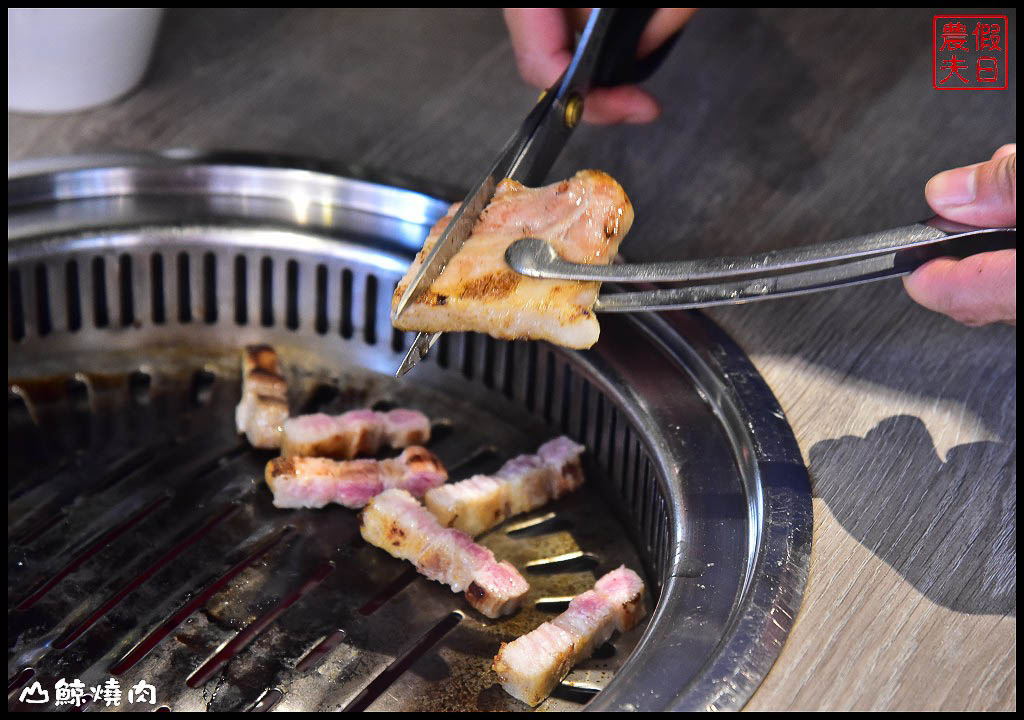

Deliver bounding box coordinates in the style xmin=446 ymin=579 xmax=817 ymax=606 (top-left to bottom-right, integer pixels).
xmin=8 ymin=8 xmax=1016 ymax=711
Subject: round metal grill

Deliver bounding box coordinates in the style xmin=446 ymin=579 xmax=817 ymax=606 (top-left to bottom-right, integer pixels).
xmin=8 ymin=154 xmax=812 ymax=711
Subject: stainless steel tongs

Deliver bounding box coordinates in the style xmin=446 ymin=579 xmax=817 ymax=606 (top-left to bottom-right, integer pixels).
xmin=504 ymin=217 xmax=1016 ymax=311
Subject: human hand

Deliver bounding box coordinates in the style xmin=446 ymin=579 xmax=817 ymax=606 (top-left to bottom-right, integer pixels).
xmin=903 ymin=144 xmax=1016 ymax=326
xmin=502 ymin=8 xmax=697 ymax=125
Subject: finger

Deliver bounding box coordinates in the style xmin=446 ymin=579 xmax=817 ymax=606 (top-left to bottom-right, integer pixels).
xmin=991 ymin=142 xmax=1016 ymax=161
xmin=902 ymin=249 xmax=1016 ymax=326
xmin=566 ymin=8 xmax=593 ymax=32
xmin=503 ymin=8 xmax=573 ymax=88
xmin=581 ymin=86 xmax=661 ymax=124
xmin=637 ymin=8 xmax=698 ymax=57
xmin=925 ymin=150 xmax=1017 ymax=227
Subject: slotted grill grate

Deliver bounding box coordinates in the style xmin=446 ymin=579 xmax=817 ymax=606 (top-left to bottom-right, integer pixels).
xmin=8 ymin=155 xmax=811 ymax=712
xmin=9 ymin=350 xmax=655 ymax=711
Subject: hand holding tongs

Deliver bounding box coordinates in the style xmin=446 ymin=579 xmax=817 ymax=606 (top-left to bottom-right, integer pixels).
xmin=505 ymin=218 xmax=1015 ymax=311
xmin=393 ymin=9 xmax=679 ymax=376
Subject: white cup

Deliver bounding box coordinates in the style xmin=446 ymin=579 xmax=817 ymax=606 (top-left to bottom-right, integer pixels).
xmin=8 ymin=8 xmax=165 ymax=114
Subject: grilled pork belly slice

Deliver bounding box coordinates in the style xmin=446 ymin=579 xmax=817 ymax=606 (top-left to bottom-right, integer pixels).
xmin=536 ymin=435 xmax=586 ymax=497
xmin=466 ymin=559 xmax=532 ymax=618
xmin=423 ymin=474 xmax=507 ymax=538
xmin=265 ymin=446 xmax=447 ymax=509
xmin=496 ymin=454 xmax=554 ymax=518
xmin=391 ymin=170 xmax=634 ymax=349
xmin=594 ymin=563 xmax=646 ymax=632
xmin=382 ymin=409 xmax=433 ymax=447
xmin=280 ymin=408 xmax=431 ymax=459
xmin=282 ymin=410 xmax=381 ymax=459
xmin=235 ymin=345 xmax=289 ymax=449
xmin=492 ymin=566 xmax=645 ymax=707
xmin=423 ymin=436 xmax=585 ymax=536
xmin=360 ymin=489 xmax=529 ymax=618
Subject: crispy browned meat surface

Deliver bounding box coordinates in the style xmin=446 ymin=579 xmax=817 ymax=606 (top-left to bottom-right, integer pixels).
xmin=360 ymin=489 xmax=529 ymax=618
xmin=493 ymin=566 xmax=646 ymax=706
xmin=235 ymin=344 xmax=288 ymax=448
xmin=280 ymin=409 xmax=431 ymax=459
xmin=266 ymin=446 xmax=447 ymax=509
xmin=391 ymin=170 xmax=633 ymax=349
xmin=423 ymin=436 xmax=585 ymax=536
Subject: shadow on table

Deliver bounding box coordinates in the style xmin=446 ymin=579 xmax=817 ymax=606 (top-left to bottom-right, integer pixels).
xmin=809 ymin=415 xmax=1016 ymax=617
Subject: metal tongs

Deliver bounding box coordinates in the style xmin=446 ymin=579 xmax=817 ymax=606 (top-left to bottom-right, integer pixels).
xmin=505 ymin=218 xmax=1016 ymax=311
xmin=393 ymin=9 xmax=678 ymax=376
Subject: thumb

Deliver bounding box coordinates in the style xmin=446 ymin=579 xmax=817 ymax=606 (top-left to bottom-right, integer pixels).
xmin=925 ymin=145 xmax=1016 ymax=227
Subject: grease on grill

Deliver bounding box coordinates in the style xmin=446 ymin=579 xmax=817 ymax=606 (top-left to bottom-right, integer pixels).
xmin=526 ymin=550 xmax=600 ymax=575
xmin=505 ymin=511 xmax=572 ymax=537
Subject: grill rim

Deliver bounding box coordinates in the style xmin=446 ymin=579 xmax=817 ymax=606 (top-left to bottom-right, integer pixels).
xmin=8 ymin=152 xmax=812 ymax=711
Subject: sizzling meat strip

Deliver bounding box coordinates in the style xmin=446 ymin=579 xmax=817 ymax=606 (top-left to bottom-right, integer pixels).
xmin=265 ymin=447 xmax=447 ymax=509
xmin=492 ymin=566 xmax=646 ymax=707
xmin=360 ymin=489 xmax=529 ymax=618
xmin=280 ymin=408 xmax=431 ymax=459
xmin=391 ymin=170 xmax=634 ymax=349
xmin=423 ymin=436 xmax=585 ymax=536
xmin=235 ymin=344 xmax=289 ymax=449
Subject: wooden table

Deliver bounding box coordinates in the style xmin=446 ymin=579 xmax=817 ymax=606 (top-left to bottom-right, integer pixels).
xmin=8 ymin=8 xmax=1016 ymax=711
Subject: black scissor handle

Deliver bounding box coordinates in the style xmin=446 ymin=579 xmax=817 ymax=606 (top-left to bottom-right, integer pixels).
xmin=592 ymin=8 xmax=683 ymax=87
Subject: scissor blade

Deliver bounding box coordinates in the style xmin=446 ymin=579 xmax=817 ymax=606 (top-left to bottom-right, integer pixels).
xmin=392 ymin=80 xmax=566 ymax=326
xmin=390 ymin=99 xmax=553 ymax=378
xmin=396 ymin=330 xmax=441 ymax=378
xmin=392 ymin=177 xmax=498 ymax=320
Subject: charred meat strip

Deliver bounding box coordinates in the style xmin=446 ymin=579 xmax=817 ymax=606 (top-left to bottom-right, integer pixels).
xmin=423 ymin=436 xmax=585 ymax=536
xmin=360 ymin=489 xmax=529 ymax=618
xmin=391 ymin=170 xmax=634 ymax=349
xmin=235 ymin=344 xmax=289 ymax=449
xmin=280 ymin=408 xmax=431 ymax=459
xmin=265 ymin=447 xmax=447 ymax=509
xmin=492 ymin=566 xmax=645 ymax=707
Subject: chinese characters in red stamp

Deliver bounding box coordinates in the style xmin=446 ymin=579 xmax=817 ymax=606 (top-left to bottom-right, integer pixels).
xmin=933 ymin=15 xmax=1009 ymax=89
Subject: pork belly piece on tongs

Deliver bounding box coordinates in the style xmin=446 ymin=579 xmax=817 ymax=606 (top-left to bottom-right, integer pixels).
xmin=235 ymin=344 xmax=289 ymax=449
xmin=391 ymin=170 xmax=634 ymax=349
xmin=359 ymin=489 xmax=529 ymax=618
xmin=280 ymin=408 xmax=431 ymax=459
xmin=423 ymin=436 xmax=585 ymax=537
xmin=265 ymin=447 xmax=447 ymax=509
xmin=492 ymin=566 xmax=646 ymax=706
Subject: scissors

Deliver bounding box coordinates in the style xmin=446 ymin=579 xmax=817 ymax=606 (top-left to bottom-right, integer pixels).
xmin=393 ymin=8 xmax=677 ymax=377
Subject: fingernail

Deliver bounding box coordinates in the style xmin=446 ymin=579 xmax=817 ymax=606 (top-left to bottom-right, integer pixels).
xmin=926 ymin=165 xmax=978 ymax=207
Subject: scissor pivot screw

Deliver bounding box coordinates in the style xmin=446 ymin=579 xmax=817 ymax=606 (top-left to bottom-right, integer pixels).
xmin=564 ymin=94 xmax=584 ymax=128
